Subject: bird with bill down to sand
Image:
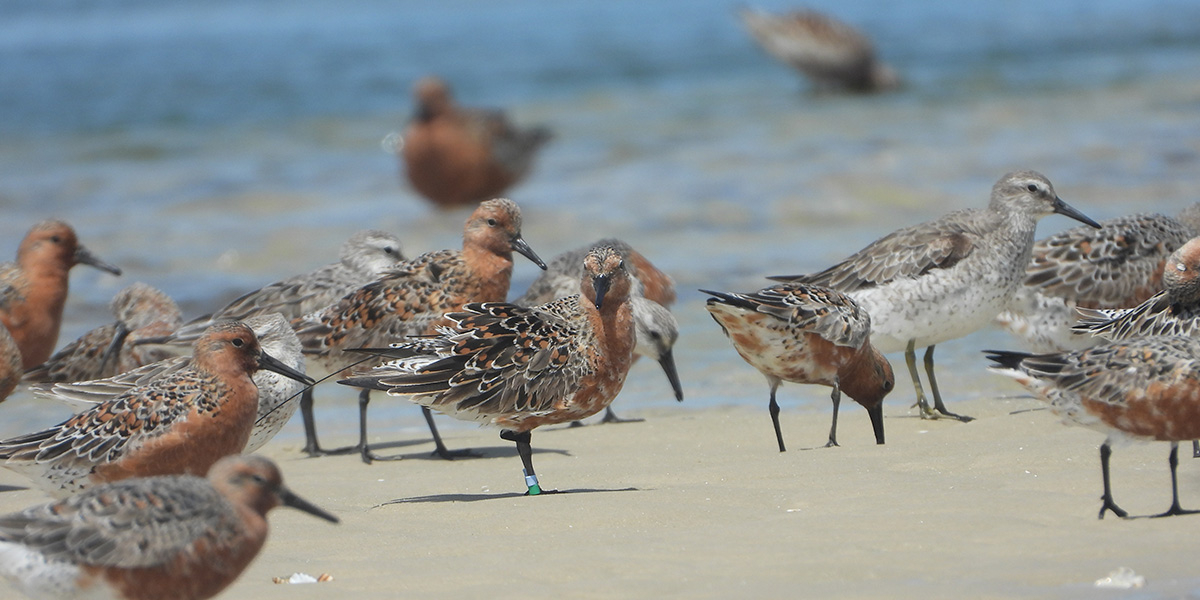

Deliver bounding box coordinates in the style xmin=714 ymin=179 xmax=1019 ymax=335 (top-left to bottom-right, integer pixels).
xmin=771 ymin=171 xmax=1101 ymax=422
xmin=704 ymin=282 xmax=894 ymax=451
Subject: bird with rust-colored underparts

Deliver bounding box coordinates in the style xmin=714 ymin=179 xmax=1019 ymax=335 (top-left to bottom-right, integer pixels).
xmin=341 ymin=245 xmax=636 ymax=495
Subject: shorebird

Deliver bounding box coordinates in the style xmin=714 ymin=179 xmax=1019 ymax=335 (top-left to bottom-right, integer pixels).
xmin=142 ymin=229 xmax=403 ymax=458
xmin=515 ymin=238 xmax=682 ymax=423
xmin=0 ymin=322 xmax=313 ymax=498
xmin=771 ymin=171 xmax=1101 ymax=421
xmin=399 ymin=76 xmax=552 ymax=209
xmin=0 ymin=326 xmax=19 ymax=405
xmin=1 ymin=220 xmax=122 ymax=369
xmin=168 ymin=229 xmax=405 ymax=342
xmin=24 ymin=282 xmax=182 ymax=384
xmin=32 ymin=313 xmax=308 ymax=455
xmin=1072 ymin=237 xmax=1200 ymax=341
xmin=1069 ymin=236 xmax=1200 ymax=460
xmin=341 ymin=245 xmax=636 ymax=495
xmin=296 ymin=198 xmax=546 ymax=463
xmin=997 ymin=207 xmax=1200 ymax=352
xmin=987 ymin=336 xmax=1200 ymax=518
xmin=738 ymin=7 xmax=900 ymax=94
xmin=704 ymin=283 xmax=893 ymax=451
xmin=0 ymin=455 xmax=338 ymax=600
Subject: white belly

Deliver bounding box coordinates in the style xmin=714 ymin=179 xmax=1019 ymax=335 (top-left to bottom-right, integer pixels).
xmin=851 ymin=264 xmax=1016 ymax=353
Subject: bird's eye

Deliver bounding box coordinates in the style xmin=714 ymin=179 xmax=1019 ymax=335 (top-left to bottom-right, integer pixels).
xmin=384 ymin=246 xmax=395 ymax=255
xmin=486 ymin=218 xmax=498 ymax=227
xmin=231 ymin=338 xmax=245 ymax=348
xmin=1026 ymin=184 xmax=1038 ymax=193
xmin=50 ymin=235 xmax=61 ymax=243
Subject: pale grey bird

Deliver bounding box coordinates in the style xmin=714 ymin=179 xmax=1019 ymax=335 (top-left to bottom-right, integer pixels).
xmin=772 ymin=171 xmax=1101 ymax=422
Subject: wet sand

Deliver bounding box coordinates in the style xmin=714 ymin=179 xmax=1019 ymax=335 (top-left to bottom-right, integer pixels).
xmin=3 ymin=395 xmax=1195 ymax=599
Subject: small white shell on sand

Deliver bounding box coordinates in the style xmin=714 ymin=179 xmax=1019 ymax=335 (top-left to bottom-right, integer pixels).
xmin=273 ymin=572 xmax=334 ymax=584
xmin=1094 ymin=567 xmax=1145 ymax=589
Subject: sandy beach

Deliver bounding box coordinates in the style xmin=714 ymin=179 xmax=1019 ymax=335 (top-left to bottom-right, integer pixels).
xmin=4 ymin=1 xmax=1200 ymax=599
xmin=3 ymin=394 xmax=1195 ymax=599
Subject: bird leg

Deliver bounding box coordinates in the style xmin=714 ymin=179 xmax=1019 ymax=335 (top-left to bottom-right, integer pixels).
xmin=1098 ymin=442 xmax=1128 ymax=519
xmin=357 ymin=389 xmax=404 ymax=464
xmin=423 ymin=407 xmax=479 ymax=459
xmin=769 ymin=382 xmax=786 ymax=452
xmin=907 ymin=343 xmax=964 ymax=422
xmin=1192 ymin=440 xmax=1199 ymax=459
xmin=500 ymin=429 xmax=555 ymax=495
xmin=301 ymin=387 xmax=323 ymax=456
xmin=300 ymin=388 xmax=356 ymax=458
xmin=825 ymin=383 xmax=841 ymax=448
xmin=904 ymin=340 xmax=934 ymax=419
xmin=1152 ymin=443 xmax=1199 ymax=518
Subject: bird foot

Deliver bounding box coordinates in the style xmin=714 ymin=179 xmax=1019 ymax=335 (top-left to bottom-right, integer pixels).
xmin=361 ymin=446 xmax=405 ymax=465
xmin=303 ymin=444 xmax=360 ymax=458
xmin=600 ymin=413 xmax=645 ymax=425
xmin=914 ymin=401 xmax=973 ymax=422
xmin=1149 ymin=503 xmax=1200 ymax=518
xmin=1098 ymin=497 xmax=1129 ymax=519
xmin=432 ymin=447 xmax=481 ymax=460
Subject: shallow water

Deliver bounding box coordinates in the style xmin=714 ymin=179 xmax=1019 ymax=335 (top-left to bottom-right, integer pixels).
xmin=2 ymin=0 xmax=1200 ymax=480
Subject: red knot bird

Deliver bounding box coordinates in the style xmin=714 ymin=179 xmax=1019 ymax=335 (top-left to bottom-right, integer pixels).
xmin=341 ymin=245 xmax=636 ymax=495
xmin=24 ymin=282 xmax=182 ymax=384
xmin=987 ymin=336 xmax=1200 ymax=518
xmin=0 ymin=454 xmax=337 ymax=600
xmin=296 ymin=198 xmax=546 ymax=463
xmin=1072 ymin=237 xmax=1200 ymax=342
xmin=169 ymin=229 xmax=405 ymax=343
xmin=739 ymin=7 xmax=900 ymax=94
xmin=398 ymin=76 xmax=552 ymax=209
xmin=704 ymin=283 xmax=893 ymax=451
xmin=771 ymin=171 xmax=1101 ymax=422
xmin=144 ymin=229 xmax=403 ymax=458
xmin=1 ymin=220 xmax=122 ymax=369
xmin=515 ymin=238 xmax=682 ymax=423
xmin=997 ymin=205 xmax=1200 ymax=352
xmin=32 ymin=313 xmax=307 ymax=455
xmin=0 ymin=325 xmax=20 ymax=405
xmin=0 ymin=322 xmax=313 ymax=498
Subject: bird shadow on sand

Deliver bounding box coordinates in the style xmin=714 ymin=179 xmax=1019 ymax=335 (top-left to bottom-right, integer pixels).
xmin=0 ymin=484 xmax=29 ymax=494
xmin=375 ymin=486 xmax=640 ymax=505
xmin=347 ymin=439 xmax=572 ymax=462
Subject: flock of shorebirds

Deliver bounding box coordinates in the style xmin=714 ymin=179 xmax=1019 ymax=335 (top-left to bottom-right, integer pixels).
xmin=0 ymin=7 xmax=1197 ymax=600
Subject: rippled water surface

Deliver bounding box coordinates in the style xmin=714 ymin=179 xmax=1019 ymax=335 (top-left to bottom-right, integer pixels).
xmin=2 ymin=0 xmax=1200 ymax=470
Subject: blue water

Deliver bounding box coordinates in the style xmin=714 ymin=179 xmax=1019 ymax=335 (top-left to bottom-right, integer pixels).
xmin=4 ymin=0 xmax=1200 ymax=135
xmin=2 ymin=4 xmax=1200 ymax=597
xmin=2 ymin=0 xmax=1200 ymax=456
